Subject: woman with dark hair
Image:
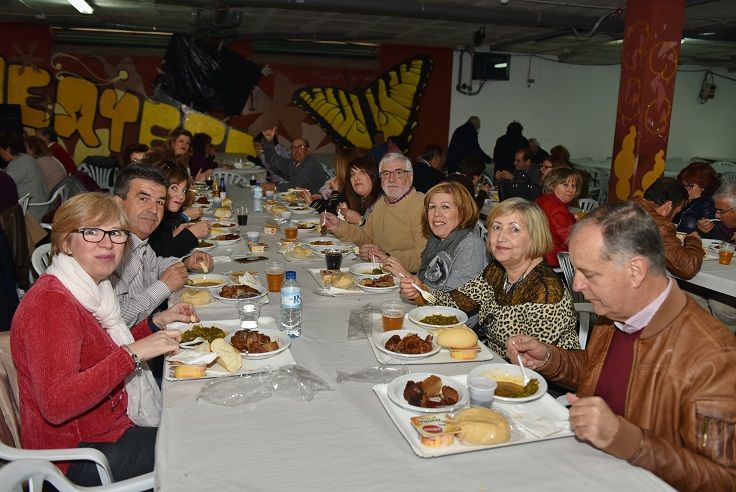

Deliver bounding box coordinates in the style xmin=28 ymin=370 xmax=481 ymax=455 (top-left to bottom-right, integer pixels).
xmin=148 ymin=160 xmax=210 ymax=257
xmin=297 ymin=148 xmax=367 ymax=216
xmin=448 ymin=155 xmax=490 ymax=209
xmin=535 ymin=167 xmax=582 ymax=266
xmin=675 ymin=161 xmax=721 ymax=234
xmin=120 ymin=143 xmax=150 ymax=169
xmin=151 ymin=128 xmax=192 ymax=171
xmin=337 ymin=155 xmax=383 ymax=226
xmin=189 ymin=133 xmax=217 ymax=180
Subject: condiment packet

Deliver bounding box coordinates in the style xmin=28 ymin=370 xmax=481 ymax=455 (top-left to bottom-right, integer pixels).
xmin=410 ymin=415 xmax=460 ymax=439
xmin=168 ymin=349 xmax=218 ymax=366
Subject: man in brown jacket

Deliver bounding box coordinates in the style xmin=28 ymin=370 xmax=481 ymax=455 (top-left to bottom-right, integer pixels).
xmin=632 ymin=177 xmax=703 ymax=279
xmin=508 ymin=202 xmax=736 ymax=491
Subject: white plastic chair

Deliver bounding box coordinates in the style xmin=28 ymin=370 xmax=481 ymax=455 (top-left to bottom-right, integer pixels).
xmin=27 ymin=183 xmax=70 ymax=212
xmin=577 ymin=198 xmax=599 ymax=213
xmin=712 ymin=162 xmax=736 ymax=184
xmin=31 ymin=244 xmax=52 ymax=277
xmin=17 ymin=194 xmax=30 ymax=215
xmin=557 ymin=252 xmax=595 ymax=348
xmin=212 ymin=170 xmax=246 ymax=187
xmin=78 ymin=162 xmax=115 ymax=191
xmin=474 ymin=220 xmax=488 ymax=241
xmin=0 ymin=459 xmax=154 ymax=492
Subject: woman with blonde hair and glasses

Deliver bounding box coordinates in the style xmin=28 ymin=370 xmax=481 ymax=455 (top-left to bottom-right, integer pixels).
xmin=400 ymin=197 xmax=579 ymax=357
xmin=11 ymin=192 xmax=196 ymax=486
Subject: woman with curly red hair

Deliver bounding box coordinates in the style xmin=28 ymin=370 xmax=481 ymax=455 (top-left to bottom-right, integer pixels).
xmin=675 ymin=162 xmax=721 ymax=235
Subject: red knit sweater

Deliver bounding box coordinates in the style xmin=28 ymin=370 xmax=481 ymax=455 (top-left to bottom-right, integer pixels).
xmin=535 ymin=193 xmax=576 ymax=267
xmin=10 ymin=275 xmax=150 ymax=471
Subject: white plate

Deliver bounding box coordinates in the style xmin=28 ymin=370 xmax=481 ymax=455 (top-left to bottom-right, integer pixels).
xmin=212 ymin=235 xmax=242 ymax=246
xmin=225 ymin=328 xmax=291 ymax=359
xmin=210 ymin=283 xmax=268 ymax=302
xmin=374 ymin=329 xmax=440 ymax=359
xmin=193 ymin=241 xmax=217 ymax=252
xmin=387 ymin=372 xmax=469 ymax=414
xmin=407 ymin=306 xmax=469 ymax=329
xmin=210 ymin=221 xmax=238 ymax=231
xmin=468 ymin=363 xmax=548 ymax=403
xmin=186 ymin=273 xmax=228 ymax=290
xmin=354 ymin=274 xmax=400 ymax=293
xmin=305 ymin=238 xmax=343 ymax=251
xmin=349 ymin=262 xmax=388 ymax=276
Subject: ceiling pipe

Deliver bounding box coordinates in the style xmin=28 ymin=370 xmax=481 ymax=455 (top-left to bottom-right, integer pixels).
xmin=156 ymin=0 xmax=626 ymax=33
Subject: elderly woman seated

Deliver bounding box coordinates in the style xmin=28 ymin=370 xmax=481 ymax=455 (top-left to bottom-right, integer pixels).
xmin=11 ymin=193 xmax=196 ymax=486
xmin=383 ymin=181 xmax=488 ymax=293
xmin=400 ymin=197 xmax=580 ymax=357
xmin=535 ymin=167 xmax=582 ymax=267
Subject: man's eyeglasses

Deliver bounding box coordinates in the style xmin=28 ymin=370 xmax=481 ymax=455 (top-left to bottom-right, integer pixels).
xmin=72 ymin=228 xmax=130 ymax=244
xmin=683 ymin=183 xmax=698 ymax=190
xmin=380 ymin=169 xmax=412 ymax=180
xmin=290 ymin=144 xmax=308 ymax=150
xmin=715 ymin=206 xmax=734 ymax=215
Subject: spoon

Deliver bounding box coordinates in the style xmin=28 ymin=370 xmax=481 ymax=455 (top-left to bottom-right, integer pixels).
xmin=517 ymin=354 xmax=531 ymax=387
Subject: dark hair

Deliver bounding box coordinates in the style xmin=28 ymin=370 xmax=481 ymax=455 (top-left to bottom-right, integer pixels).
xmin=154 ymin=159 xmax=190 ymax=185
xmin=676 ymin=162 xmax=721 ymax=195
xmin=114 ymin=162 xmax=168 ymax=199
xmin=39 ymin=127 xmax=58 ymax=142
xmin=25 ymin=135 xmax=51 ymax=158
xmin=507 ymin=121 xmax=523 ymax=134
xmin=516 ymin=147 xmax=533 ymax=162
xmin=572 ymin=201 xmax=666 ymax=276
xmin=292 ymin=138 xmax=310 ymax=149
xmin=346 ymin=155 xmax=381 ymax=213
xmin=459 ymin=155 xmax=485 ymax=178
xmin=642 ymin=177 xmax=688 ymax=208
xmin=549 ymin=145 xmax=571 ymax=164
xmin=420 ymin=144 xmax=444 ymax=162
xmin=0 ymin=131 xmax=26 ymax=155
xmin=121 ymin=143 xmax=150 ymax=167
xmin=191 ymin=133 xmax=212 ymax=155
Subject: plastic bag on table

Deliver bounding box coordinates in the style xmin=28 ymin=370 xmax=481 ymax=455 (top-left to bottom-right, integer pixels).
xmin=347 ymin=303 xmax=382 ymax=340
xmin=336 ymin=365 xmax=409 ymax=384
xmin=196 ymin=365 xmax=332 ymax=406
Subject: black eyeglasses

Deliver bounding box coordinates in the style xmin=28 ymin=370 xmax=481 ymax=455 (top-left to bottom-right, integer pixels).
xmin=72 ymin=228 xmax=130 ymax=244
xmin=290 ymin=144 xmax=308 ymax=150
xmin=715 ymin=207 xmax=734 ymax=215
xmin=380 ymin=169 xmax=411 ymax=179
xmin=683 ymin=183 xmax=698 ymax=190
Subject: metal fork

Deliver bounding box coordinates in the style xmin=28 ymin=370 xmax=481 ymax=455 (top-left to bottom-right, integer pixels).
xmin=397 ymin=273 xmax=436 ymax=303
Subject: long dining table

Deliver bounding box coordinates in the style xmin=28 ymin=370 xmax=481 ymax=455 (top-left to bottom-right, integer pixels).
xmin=154 ymin=185 xmax=673 ymax=491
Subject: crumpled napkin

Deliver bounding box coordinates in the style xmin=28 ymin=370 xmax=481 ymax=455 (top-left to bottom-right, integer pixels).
xmin=503 ymin=406 xmax=570 ymax=438
xmin=168 ymin=349 xmax=218 ymax=366
xmin=212 ymin=256 xmax=231 ymax=263
xmin=238 ymin=272 xmax=261 ymax=286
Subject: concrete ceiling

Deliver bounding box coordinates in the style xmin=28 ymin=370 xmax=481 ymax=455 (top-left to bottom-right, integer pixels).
xmin=4 ymin=0 xmax=736 ymax=68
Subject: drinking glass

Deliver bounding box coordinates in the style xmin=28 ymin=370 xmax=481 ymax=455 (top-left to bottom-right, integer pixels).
xmin=284 ymin=220 xmax=298 ymax=240
xmin=381 ymin=300 xmax=405 ymax=331
xmin=719 ymin=242 xmax=734 ymax=265
xmin=266 ymin=261 xmax=286 ymax=292
xmin=325 ymin=250 xmax=343 ymax=270
xmin=237 ymin=207 xmax=249 ymax=226
xmin=237 ymin=293 xmax=262 ymax=329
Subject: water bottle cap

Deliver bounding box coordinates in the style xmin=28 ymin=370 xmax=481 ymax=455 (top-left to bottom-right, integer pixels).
xmin=285 ymin=271 xmax=296 ymax=280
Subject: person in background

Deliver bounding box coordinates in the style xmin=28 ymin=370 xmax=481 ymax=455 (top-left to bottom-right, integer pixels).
xmin=448 ymin=155 xmax=491 ymax=209
xmin=324 ymin=153 xmax=426 ymax=271
xmin=549 ymin=144 xmax=590 ymax=202
xmin=632 ymin=177 xmax=703 ymax=280
xmin=540 ymin=156 xmax=570 ymax=181
xmin=528 ymin=138 xmax=549 ymax=165
xmin=535 ymin=168 xmax=582 ymax=267
xmin=25 ymin=135 xmax=66 ymax=191
xmin=0 ymin=169 xmax=19 ymax=213
xmin=385 ymin=136 xmax=402 ymax=155
xmin=11 ymin=192 xmax=195 ymax=486
xmin=412 ymin=144 xmax=446 ymax=193
xmin=260 ymin=127 xmax=328 ymax=194
xmin=698 ymin=183 xmax=736 ymax=242
xmin=148 ymin=160 xmax=210 ymax=258
xmin=446 ymin=116 xmax=492 ymax=174
xmin=370 ymin=130 xmax=387 ymax=163
xmin=492 ymin=121 xmax=528 ymax=177
xmin=335 ymin=155 xmax=383 ymax=226
xmin=120 ymin=143 xmax=150 ymax=168
xmin=151 ymin=128 xmax=192 ymax=171
xmin=0 ymin=131 xmax=49 ymax=221
xmin=495 ymin=147 xmax=540 ymax=185
xmin=401 ymin=198 xmax=579 ymax=357
xmin=383 ymin=181 xmax=487 ymax=296
xmin=111 ymin=163 xmax=212 ymax=326
xmin=508 ymin=201 xmax=736 ymax=491
xmin=38 ymin=127 xmax=76 ymax=175
xmin=189 ymin=133 xmax=217 ymax=181
xmin=675 ymin=161 xmax=720 ymax=235
xmin=297 ymin=148 xmax=366 ymax=215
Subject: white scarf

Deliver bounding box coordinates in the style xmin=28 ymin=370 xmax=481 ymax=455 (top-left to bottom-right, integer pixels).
xmin=46 ymin=253 xmax=162 ymax=427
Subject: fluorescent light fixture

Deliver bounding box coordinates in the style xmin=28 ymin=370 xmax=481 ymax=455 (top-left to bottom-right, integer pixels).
xmin=66 ymin=0 xmax=94 ymax=15
xmin=494 ymin=62 xmax=508 ymax=69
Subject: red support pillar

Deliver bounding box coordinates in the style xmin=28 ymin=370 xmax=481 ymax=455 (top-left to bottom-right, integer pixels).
xmin=609 ymin=0 xmax=686 ymax=202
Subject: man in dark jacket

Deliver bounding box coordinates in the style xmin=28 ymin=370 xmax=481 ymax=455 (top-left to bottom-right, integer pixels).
xmin=445 ymin=116 xmax=491 ymax=174
xmin=493 ymin=121 xmax=529 ymax=176
xmin=412 ymin=144 xmax=446 ymax=193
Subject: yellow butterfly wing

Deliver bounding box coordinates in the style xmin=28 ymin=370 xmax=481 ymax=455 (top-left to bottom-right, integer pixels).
xmin=292 ymin=56 xmax=433 ymax=150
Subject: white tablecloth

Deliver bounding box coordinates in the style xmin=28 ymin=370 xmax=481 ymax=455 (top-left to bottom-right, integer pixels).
xmin=154 ymin=187 xmax=673 ymax=491
xmin=682 ymin=259 xmax=736 ymax=298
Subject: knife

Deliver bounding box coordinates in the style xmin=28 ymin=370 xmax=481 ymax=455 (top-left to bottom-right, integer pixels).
xmin=234 ymin=256 xmax=269 ymax=264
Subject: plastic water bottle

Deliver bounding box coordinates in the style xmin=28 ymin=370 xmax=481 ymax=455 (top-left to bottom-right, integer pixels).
xmin=252 ymin=185 xmax=263 ymax=211
xmin=280 ymin=271 xmax=302 ymax=338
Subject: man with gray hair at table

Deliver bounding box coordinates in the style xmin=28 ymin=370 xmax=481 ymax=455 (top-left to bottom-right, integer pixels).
xmin=322 ymin=152 xmax=427 ymax=272
xmin=507 ymin=201 xmax=736 ymax=491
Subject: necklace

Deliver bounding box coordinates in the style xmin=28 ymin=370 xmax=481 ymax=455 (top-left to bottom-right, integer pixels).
xmin=502 ymin=264 xmax=533 ymax=294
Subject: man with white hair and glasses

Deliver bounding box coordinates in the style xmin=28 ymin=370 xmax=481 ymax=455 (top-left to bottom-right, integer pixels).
xmin=323 ymin=153 xmax=427 ymax=272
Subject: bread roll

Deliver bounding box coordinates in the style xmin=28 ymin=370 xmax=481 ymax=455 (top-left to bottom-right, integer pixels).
xmin=454 ymin=407 xmax=511 ymax=445
xmin=180 ymin=288 xmax=213 ymax=307
xmin=221 ymin=197 xmax=232 ymax=209
xmin=214 ymin=207 xmax=232 ymax=219
xmin=210 ymin=338 xmax=242 ymax=372
xmin=332 ymin=272 xmax=355 ymax=289
xmin=436 ymin=326 xmax=478 ymax=349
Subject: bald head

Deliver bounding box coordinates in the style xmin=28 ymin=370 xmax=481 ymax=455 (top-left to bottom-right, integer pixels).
xmin=468 ymin=116 xmax=481 ymax=130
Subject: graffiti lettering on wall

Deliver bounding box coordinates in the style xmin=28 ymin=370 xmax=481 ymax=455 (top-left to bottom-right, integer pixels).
xmin=0 ymin=54 xmax=255 ymax=163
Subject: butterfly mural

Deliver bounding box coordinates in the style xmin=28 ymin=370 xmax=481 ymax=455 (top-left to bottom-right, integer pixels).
xmin=292 ymin=55 xmax=434 ymax=150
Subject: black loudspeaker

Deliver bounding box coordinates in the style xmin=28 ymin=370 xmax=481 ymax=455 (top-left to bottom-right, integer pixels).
xmin=472 ymin=53 xmax=510 ymax=80
xmin=0 ymin=105 xmax=22 ymax=136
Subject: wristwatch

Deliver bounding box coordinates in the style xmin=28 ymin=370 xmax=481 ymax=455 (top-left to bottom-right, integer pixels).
xmin=124 ymin=345 xmax=142 ymax=371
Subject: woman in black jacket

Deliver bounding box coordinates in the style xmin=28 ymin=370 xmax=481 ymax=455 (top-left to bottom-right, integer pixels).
xmin=675 ymin=162 xmax=720 ymax=235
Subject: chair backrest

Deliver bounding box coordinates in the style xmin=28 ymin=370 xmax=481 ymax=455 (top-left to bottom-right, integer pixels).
xmin=17 ymin=195 xmax=31 ymax=216
xmin=557 ymin=251 xmax=595 ymax=348
xmin=577 ymin=198 xmax=599 ymax=213
xmin=31 ymin=244 xmax=52 ymax=277
xmin=498 ymin=181 xmax=542 ymax=202
xmin=212 ymin=171 xmax=246 ymax=187
xmin=556 ymin=252 xmax=584 ymax=302
xmin=78 ymin=163 xmax=115 ymax=190
xmin=718 ymin=172 xmax=736 ymax=184
xmin=474 ymin=220 xmax=488 ymax=241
